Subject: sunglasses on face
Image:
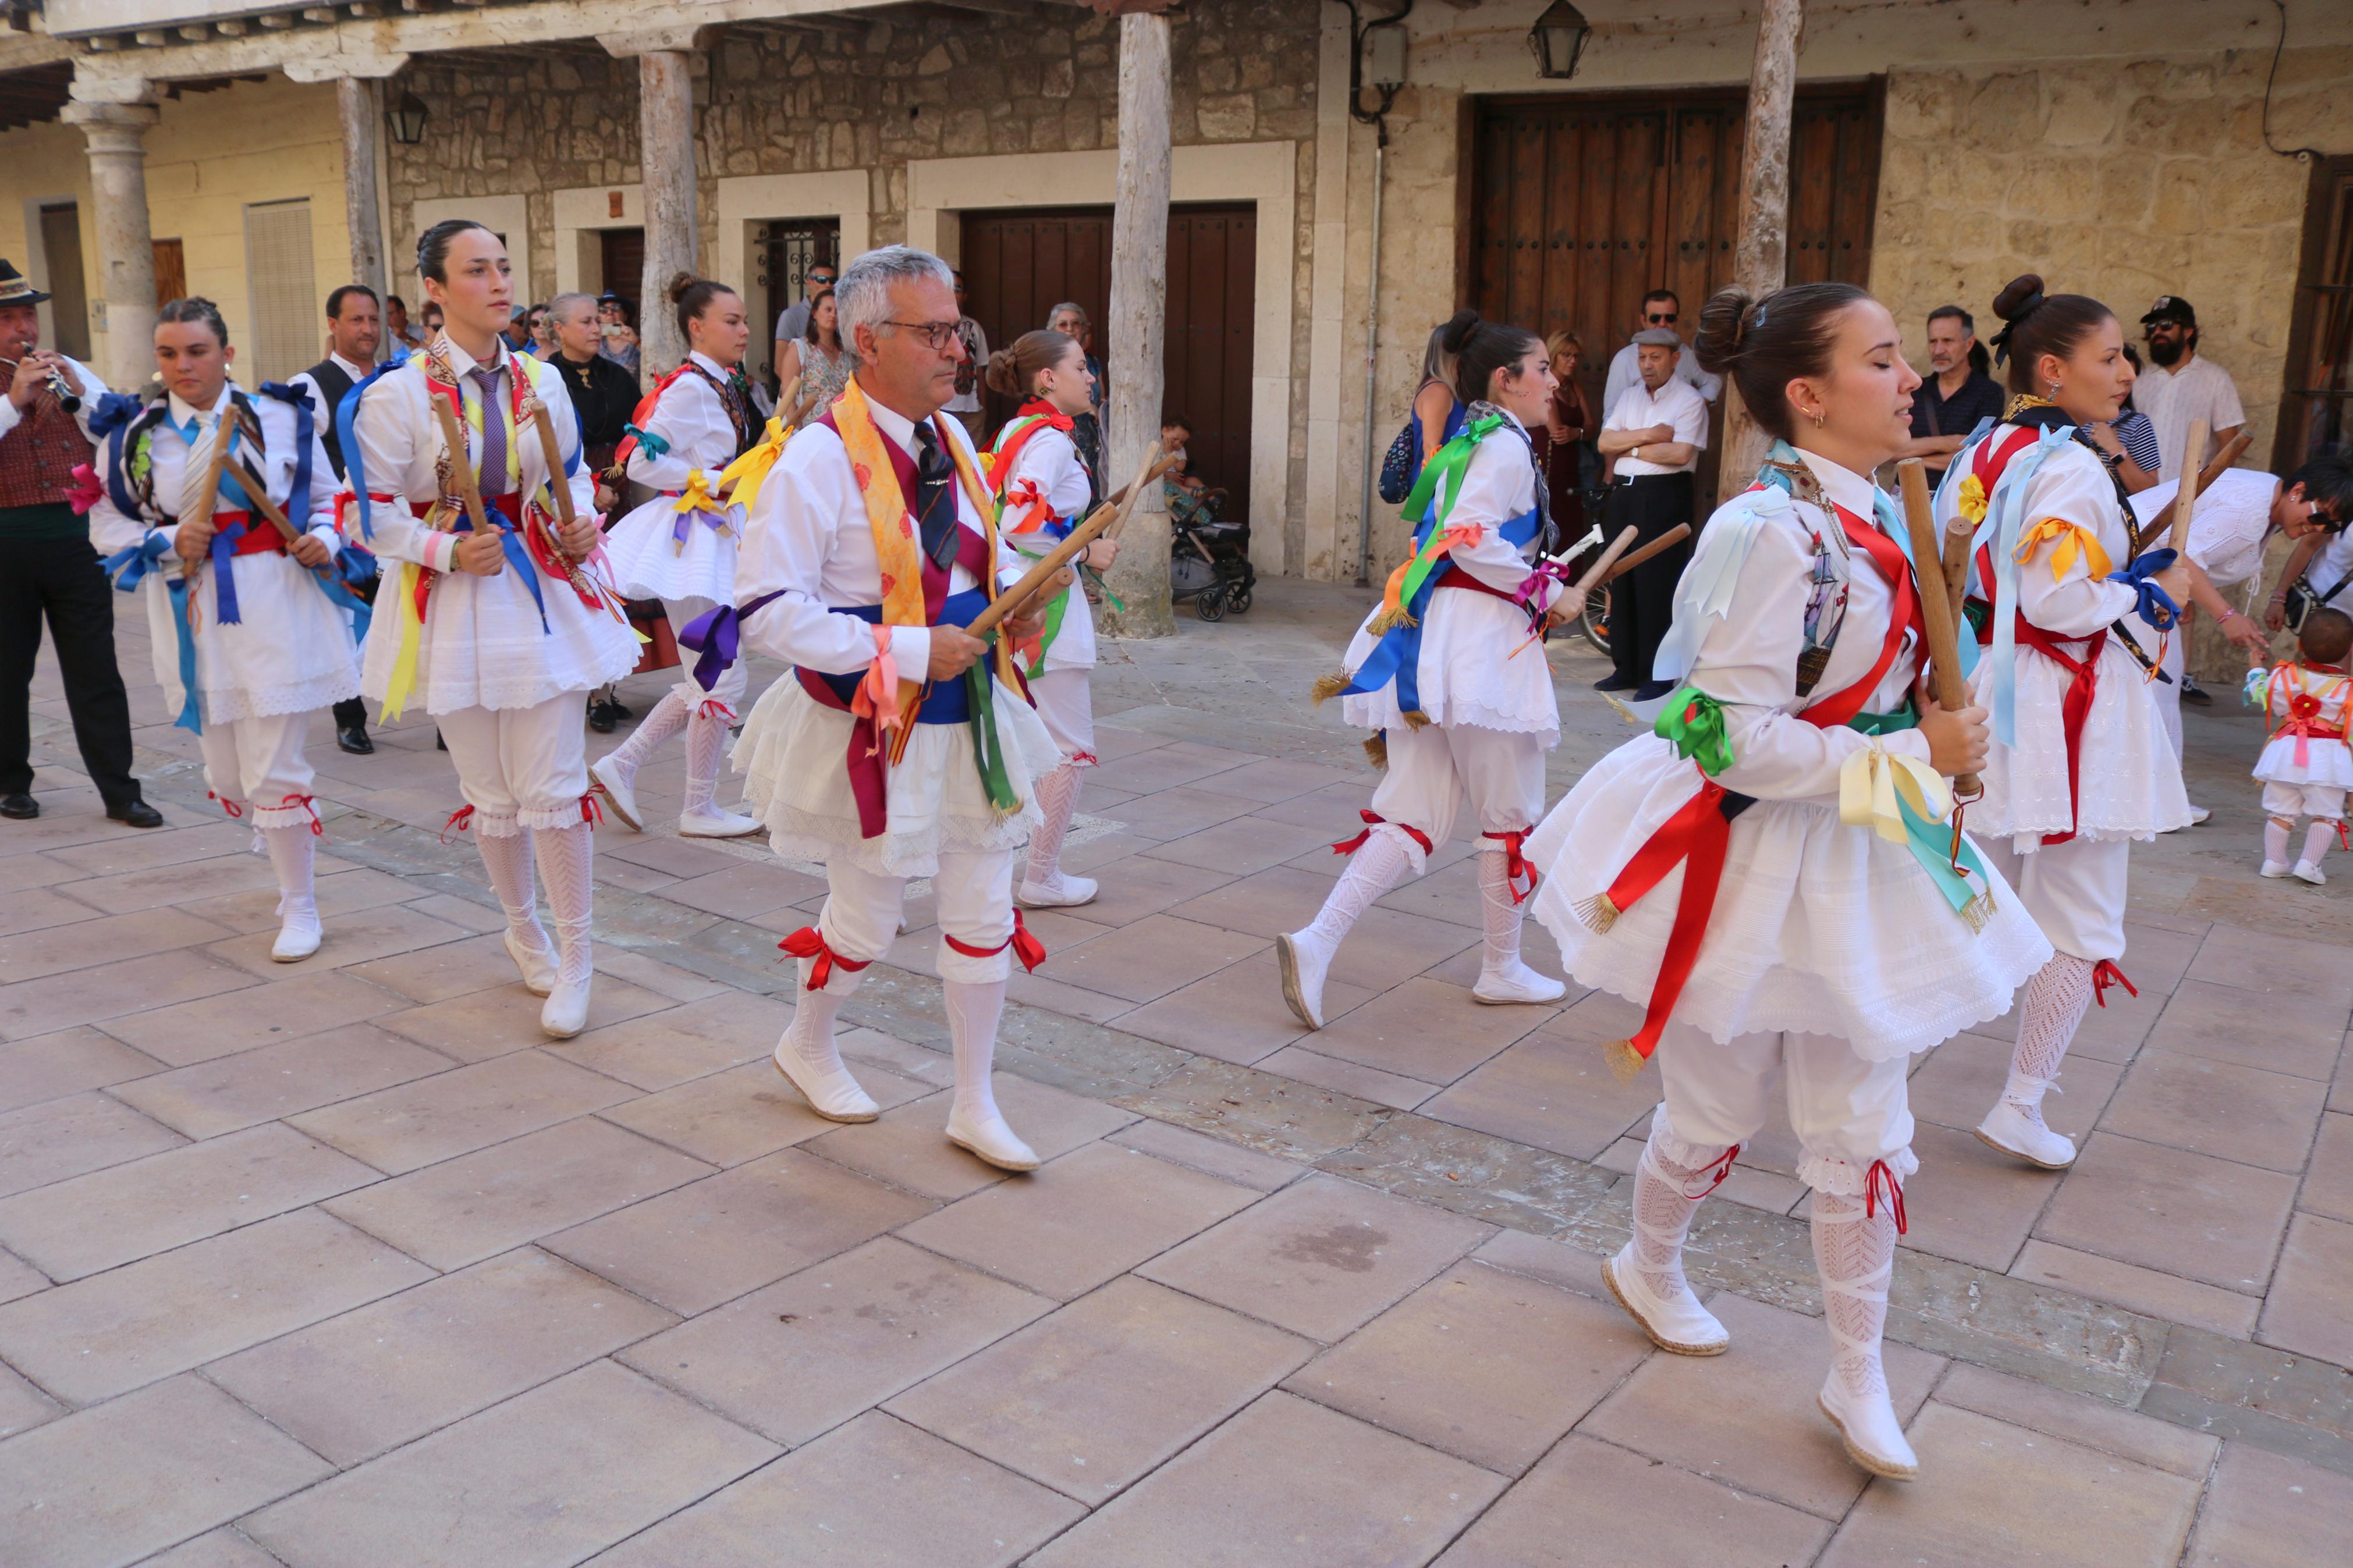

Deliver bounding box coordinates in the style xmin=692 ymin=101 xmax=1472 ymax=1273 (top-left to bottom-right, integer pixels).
xmin=1646 ymin=311 xmax=1677 ymax=324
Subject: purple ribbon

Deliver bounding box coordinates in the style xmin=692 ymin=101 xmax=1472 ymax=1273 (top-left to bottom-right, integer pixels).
xmin=677 ymin=589 xmax=785 ymax=694
xmin=1513 ymin=557 xmax=1571 ymax=611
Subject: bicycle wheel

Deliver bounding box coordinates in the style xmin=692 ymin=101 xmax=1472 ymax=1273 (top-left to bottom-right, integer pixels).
xmin=1578 ymin=593 xmax=1612 ymax=654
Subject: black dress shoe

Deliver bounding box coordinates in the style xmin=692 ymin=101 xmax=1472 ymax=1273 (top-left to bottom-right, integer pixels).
xmin=1632 ymin=680 xmax=1678 ymax=702
xmin=1593 ymin=673 xmax=1638 ymax=693
xmin=109 ymin=801 xmax=164 ymax=829
xmin=2178 ymin=675 xmax=2212 ymax=706
xmin=337 ymin=726 xmax=375 ymax=755
xmin=587 ymin=698 xmax=619 ymax=734
xmin=0 ymin=793 xmax=36 ymax=820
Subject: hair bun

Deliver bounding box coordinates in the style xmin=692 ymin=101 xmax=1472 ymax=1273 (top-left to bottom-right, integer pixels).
xmin=1691 ymin=287 xmax=1755 ymax=375
xmin=1440 ymin=308 xmax=1482 ymax=355
xmin=1992 ymin=273 xmax=2047 ymax=323
xmin=984 ymin=346 xmax=1023 ymax=399
xmin=665 ymin=271 xmax=700 ymax=305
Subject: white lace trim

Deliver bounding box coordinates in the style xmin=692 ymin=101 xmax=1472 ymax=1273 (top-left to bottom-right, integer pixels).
xmin=1798 ymin=1146 xmax=1918 ymax=1199
xmin=199 ymin=671 xmax=360 ymax=725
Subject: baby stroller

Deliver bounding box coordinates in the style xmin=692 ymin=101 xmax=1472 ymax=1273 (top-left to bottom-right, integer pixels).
xmin=1172 ymin=511 xmax=1254 ymax=621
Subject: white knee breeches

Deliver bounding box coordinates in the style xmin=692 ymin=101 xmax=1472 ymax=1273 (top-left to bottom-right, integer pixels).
xmin=1653 ymin=1020 xmax=1917 ymax=1197
xmin=1368 ymin=723 xmax=1548 ymax=868
xmin=1978 ymin=834 xmax=2130 ymax=963
xmin=198 ymin=711 xmax=318 ymax=830
xmin=438 ymin=692 xmax=593 ymax=833
xmin=818 ymin=847 xmax=1021 ymax=983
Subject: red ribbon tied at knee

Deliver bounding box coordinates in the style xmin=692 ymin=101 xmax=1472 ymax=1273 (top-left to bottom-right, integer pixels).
xmin=1332 ymin=809 xmax=1433 ymax=858
xmin=2091 ymin=959 xmax=2135 ymax=1008
xmin=440 ymin=803 xmax=474 ymax=844
xmin=1495 ymin=828 xmax=1540 ymax=904
xmin=1865 ymin=1159 xmax=1908 ymax=1235
xmin=943 ymin=909 xmax=1048 ymax=973
xmin=779 ymin=926 xmax=871 ymax=991
xmin=279 ymin=793 xmax=323 ymax=837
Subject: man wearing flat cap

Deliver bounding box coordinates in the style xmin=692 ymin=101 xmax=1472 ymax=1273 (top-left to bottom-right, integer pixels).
xmin=2137 ymin=296 xmax=2243 ymax=481
xmin=1593 ymin=325 xmax=1708 ymax=698
xmin=0 ymin=259 xmax=158 ymax=827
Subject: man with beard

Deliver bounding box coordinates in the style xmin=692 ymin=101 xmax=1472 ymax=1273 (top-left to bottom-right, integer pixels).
xmin=2136 ymin=296 xmax=2242 ymax=481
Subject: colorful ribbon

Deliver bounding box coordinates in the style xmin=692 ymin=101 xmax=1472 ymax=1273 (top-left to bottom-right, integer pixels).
xmin=2092 ymin=959 xmax=2136 ymax=1007
xmin=668 ymin=470 xmax=730 ymax=549
xmin=780 ymin=926 xmax=871 ymax=991
xmin=717 ymin=415 xmax=789 ymax=517
xmin=942 ymin=909 xmax=1048 ymax=973
xmin=1332 ymin=809 xmax=1433 ymax=858
xmin=1655 ymin=687 xmax=1734 ymax=776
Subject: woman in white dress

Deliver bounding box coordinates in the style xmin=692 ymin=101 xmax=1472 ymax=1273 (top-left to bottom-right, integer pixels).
xmin=1281 ymin=320 xmax=1575 ymax=1031
xmin=349 ymin=220 xmax=636 ymax=1038
xmin=87 ymin=296 xmax=357 ymax=962
xmin=1936 ymin=275 xmax=2195 ymax=1171
xmin=1524 ymin=282 xmax=2052 ymax=1480
xmin=983 ymin=328 xmax=1120 ymax=906
xmin=591 ymin=272 xmax=763 ymax=838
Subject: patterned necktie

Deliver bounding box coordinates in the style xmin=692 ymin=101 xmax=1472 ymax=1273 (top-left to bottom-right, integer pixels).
xmin=469 ymin=365 xmax=509 ymax=497
xmin=178 ymin=410 xmax=221 ymax=523
xmin=912 ymin=419 xmax=959 ymax=571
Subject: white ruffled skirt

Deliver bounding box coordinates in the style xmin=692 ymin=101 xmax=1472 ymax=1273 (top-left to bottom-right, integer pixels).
xmin=143 ymin=556 xmax=360 ymax=724
xmin=2255 ymin=734 xmax=2353 ymax=789
xmin=734 ymin=671 xmax=1062 ymax=877
xmin=1338 ymin=586 xmax=1557 ymax=741
xmin=360 ymin=555 xmax=641 ymax=715
xmin=601 ymin=494 xmax=742 ymax=605
xmin=1524 ymin=735 xmax=2053 ymax=1062
xmin=1971 ymin=636 xmax=2192 ymax=844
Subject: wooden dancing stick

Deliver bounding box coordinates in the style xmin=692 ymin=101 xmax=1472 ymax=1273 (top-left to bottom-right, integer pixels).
xmin=427 ymin=393 xmax=493 ymax=536
xmin=1897 ymin=458 xmax=1981 ymax=797
xmin=1594 ymin=522 xmax=1692 ymax=588
xmin=966 ymin=514 xmax=1114 ymax=641
xmin=1102 ymin=449 xmax=1184 ymax=541
xmin=223 ymin=455 xmax=304 ymax=548
xmin=525 ymin=401 xmax=579 ymax=531
xmin=2164 ymin=417 xmax=2209 ymax=556
xmin=2196 ymin=429 xmax=2251 ymax=495
xmin=1939 ymin=507 xmax=1975 ymax=635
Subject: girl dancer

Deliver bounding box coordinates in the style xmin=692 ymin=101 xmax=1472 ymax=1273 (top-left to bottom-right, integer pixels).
xmin=984 ymin=328 xmax=1119 ymax=906
xmin=1939 ymin=275 xmax=2194 ymax=1171
xmin=349 ymin=221 xmax=636 ymax=1037
xmin=1283 ymin=321 xmax=1572 ymax=1028
xmin=88 ymin=297 xmax=357 ymax=961
xmin=591 ymin=273 xmax=762 ymax=838
xmin=1523 ymin=283 xmax=2051 ymax=1479
xmin=2250 ymin=607 xmax=2353 ymax=884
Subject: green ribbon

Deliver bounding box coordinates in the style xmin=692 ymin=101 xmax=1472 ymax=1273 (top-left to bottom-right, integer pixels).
xmin=964 ymin=650 xmax=1021 ymax=815
xmin=1847 ymin=703 xmax=1993 ymax=923
xmin=1655 ymin=686 xmax=1734 ymax=776
xmin=1021 ymin=568 xmax=1123 ymax=680
xmin=1389 ymin=413 xmax=1508 ymax=608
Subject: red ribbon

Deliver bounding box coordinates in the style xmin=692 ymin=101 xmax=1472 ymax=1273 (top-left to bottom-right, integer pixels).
xmin=1332 ymin=809 xmax=1434 ymax=858
xmin=2091 ymin=959 xmax=2136 ymax=1007
xmin=696 ymin=698 xmax=737 ymax=726
xmin=942 ymin=909 xmax=1048 ymax=973
xmin=1865 ymin=1159 xmax=1908 ymax=1235
xmin=579 ymin=792 xmax=604 ymax=827
xmin=440 ymin=804 xmax=474 ymax=844
xmin=780 ymin=926 xmax=871 ymax=991
xmin=208 ymin=791 xmax=244 ymax=820
xmin=277 ymin=793 xmax=324 ymax=837
xmin=2013 ymin=617 xmax=2106 ymax=847
xmin=1600 ymin=779 xmax=1738 ymax=1069
xmin=2276 ymin=690 xmax=2345 ymax=770
xmin=1700 ymin=1144 xmax=1742 ymax=1196
xmin=1492 ymin=829 xmax=1540 ymax=904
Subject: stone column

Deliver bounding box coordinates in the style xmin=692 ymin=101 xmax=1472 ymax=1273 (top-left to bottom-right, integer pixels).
xmin=1717 ymin=0 xmax=1802 ymax=503
xmin=61 ymin=99 xmax=162 ymax=394
xmin=636 ymin=49 xmax=698 ymax=386
xmin=335 ymin=77 xmax=390 ymax=302
xmin=1101 ymin=10 xmax=1174 ymax=639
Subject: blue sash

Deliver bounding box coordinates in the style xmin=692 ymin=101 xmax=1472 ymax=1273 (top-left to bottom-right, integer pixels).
xmin=799 ymin=588 xmax=992 ymax=725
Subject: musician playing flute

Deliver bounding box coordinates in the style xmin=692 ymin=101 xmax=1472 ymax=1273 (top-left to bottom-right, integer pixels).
xmin=1522 ymin=283 xmax=2049 ymax=1481
xmin=347 ymin=221 xmax=635 ymax=1039
xmin=1285 ymin=318 xmax=1576 ymax=1033
xmin=86 ymin=297 xmax=359 ymax=959
xmin=704 ymin=246 xmax=1063 ymax=1172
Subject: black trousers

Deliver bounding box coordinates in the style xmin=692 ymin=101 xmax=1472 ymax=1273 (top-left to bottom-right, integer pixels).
xmin=1606 ymin=471 xmax=1697 ymax=687
xmin=0 ymin=535 xmax=144 ymax=809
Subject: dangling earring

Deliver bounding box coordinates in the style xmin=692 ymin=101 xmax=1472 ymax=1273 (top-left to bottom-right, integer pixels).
xmin=1811 ymin=406 xmax=1826 ymax=429
xmin=2047 ymin=379 xmax=2061 ymax=400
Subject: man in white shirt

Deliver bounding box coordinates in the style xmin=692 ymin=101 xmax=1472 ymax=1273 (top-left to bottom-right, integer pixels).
xmin=2136 ymin=296 xmax=2244 ymax=481
xmin=1594 ymin=328 xmax=1709 ymax=697
xmin=288 ymin=284 xmax=385 ymax=756
xmin=1602 ymin=289 xmax=1722 ymax=422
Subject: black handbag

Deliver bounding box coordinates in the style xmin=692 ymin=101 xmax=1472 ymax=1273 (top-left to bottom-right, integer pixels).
xmin=2285 ymin=563 xmax=2353 ymax=634
xmin=1376 ymin=422 xmax=1416 ymax=505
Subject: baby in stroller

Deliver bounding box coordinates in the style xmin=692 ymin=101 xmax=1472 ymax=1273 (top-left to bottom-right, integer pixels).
xmin=1162 ymin=415 xmax=1256 ymax=620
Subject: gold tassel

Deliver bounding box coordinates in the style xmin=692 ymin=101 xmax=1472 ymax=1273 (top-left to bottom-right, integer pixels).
xmin=1309 ymin=671 xmax=1352 ymax=706
xmin=1365 ymin=604 xmax=1418 ymax=636
xmin=1400 ymin=709 xmax=1432 ymax=730
xmin=1603 ymin=1038 xmax=1651 ymax=1083
xmin=1362 ymin=732 xmax=1389 ymax=769
xmin=1572 ymin=893 xmax=1619 ymax=933
xmin=1960 ymin=890 xmax=1994 ymax=935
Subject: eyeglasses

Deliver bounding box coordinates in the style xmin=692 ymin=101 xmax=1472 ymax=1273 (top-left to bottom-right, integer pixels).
xmin=809 ymin=273 xmax=835 ymax=285
xmin=881 ymin=319 xmax=964 ymax=353
xmin=1645 ymin=311 xmax=1678 ymax=324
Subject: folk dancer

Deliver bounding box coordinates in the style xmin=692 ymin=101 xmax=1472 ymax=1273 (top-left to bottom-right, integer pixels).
xmin=984 ymin=329 xmax=1121 ymax=907
xmin=1286 ymin=321 xmax=1575 ymax=1030
xmin=2249 ymin=607 xmax=2353 ymax=884
xmin=1939 ymin=276 xmax=2195 ymax=1172
xmin=86 ymin=298 xmax=361 ymax=959
xmin=691 ymin=246 xmax=1065 ymax=1171
xmin=1525 ymin=283 xmax=2051 ymax=1480
xmin=347 ymin=221 xmax=636 ymax=1037
xmin=590 ymin=273 xmax=765 ymax=838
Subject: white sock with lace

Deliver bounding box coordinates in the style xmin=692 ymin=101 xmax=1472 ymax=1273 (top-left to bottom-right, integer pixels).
xmin=943 ymin=976 xmax=1007 ymax=1125
xmin=1477 ymin=848 xmax=1529 ymax=979
xmin=682 ymin=701 xmax=732 ymax=818
xmin=261 ymin=823 xmax=317 ymax=934
xmin=475 ymin=822 xmax=548 ymax=951
xmin=2301 ymin=820 xmax=2337 ymax=869
xmin=1301 ymin=827 xmax=1417 ymax=945
xmin=1811 ymin=1187 xmax=1897 ymax=1407
xmin=2004 ymin=952 xmax=2094 ymax=1122
xmin=1628 ymin=1116 xmax=1732 ymax=1304
xmin=787 ymin=955 xmax=863 ymax=1075
xmin=1025 ymin=762 xmax=1082 ymax=885
xmin=533 ymin=819 xmax=595 ymax=987
xmin=603 ymin=687 xmax=690 ymax=781
xmin=2266 ymin=816 xmax=2293 ymax=865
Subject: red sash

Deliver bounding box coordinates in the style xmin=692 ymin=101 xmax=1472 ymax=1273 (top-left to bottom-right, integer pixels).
xmin=1964 ymin=426 xmax=2042 ymax=644
xmin=1596 ymin=503 xmax=1925 ymax=1076
xmin=2013 ymin=617 xmax=2104 ymax=846
xmin=214 ymin=513 xmax=288 ymax=557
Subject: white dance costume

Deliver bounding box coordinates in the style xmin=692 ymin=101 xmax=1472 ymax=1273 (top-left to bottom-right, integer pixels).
xmin=2253 ymin=659 xmax=2351 ymax=879
xmin=1525 ymin=445 xmax=2048 ymax=1480
xmin=989 ymin=400 xmax=1101 ymax=905
xmin=88 ymin=380 xmax=359 ymax=960
xmin=590 ymin=351 xmax=764 ymax=836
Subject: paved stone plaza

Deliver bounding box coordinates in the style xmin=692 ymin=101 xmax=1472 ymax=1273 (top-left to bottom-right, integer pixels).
xmin=1 ymin=579 xmax=2350 ymax=1565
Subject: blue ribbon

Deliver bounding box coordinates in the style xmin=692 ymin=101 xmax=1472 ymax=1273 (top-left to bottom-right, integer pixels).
xmin=163 ymin=575 xmax=203 ymax=734
xmin=101 ymin=532 xmax=169 ymax=592
xmin=336 ymin=353 xmax=416 ymax=543
xmin=678 ymin=589 xmax=786 ymax=694
xmin=1337 ymin=502 xmax=1543 ymax=714
xmin=258 ymin=382 xmax=315 ymax=521
xmin=207 ymin=521 xmax=251 ymax=625
xmin=2108 ymin=547 xmax=2182 ymax=630
xmin=801 ymin=590 xmax=992 ymax=724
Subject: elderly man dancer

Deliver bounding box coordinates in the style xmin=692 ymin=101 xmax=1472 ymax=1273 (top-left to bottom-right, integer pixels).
xmin=705 ymin=246 xmax=1066 ymax=1172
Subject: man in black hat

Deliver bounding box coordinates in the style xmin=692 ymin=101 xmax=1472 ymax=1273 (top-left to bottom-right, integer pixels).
xmin=0 ymin=259 xmax=160 ymax=827
xmin=2138 ymin=295 xmax=2244 ymax=482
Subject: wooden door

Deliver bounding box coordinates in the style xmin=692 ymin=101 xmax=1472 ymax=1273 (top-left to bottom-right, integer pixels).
xmin=1468 ymin=86 xmax=1881 ymax=494
xmin=598 ymin=227 xmax=644 ymax=325
xmin=151 ymin=237 xmax=186 ymax=307
xmin=2279 ymin=155 xmax=2353 ymax=468
xmin=959 ymin=202 xmax=1257 ymax=521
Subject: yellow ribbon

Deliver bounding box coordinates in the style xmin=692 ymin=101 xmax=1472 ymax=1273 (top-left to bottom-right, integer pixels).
xmin=378 ymin=559 xmax=427 ymax=723
xmin=717 ymin=415 xmax=789 ymax=518
xmin=2012 ymin=515 xmax=2111 ymax=585
xmin=1838 ymin=744 xmax=1953 ymax=847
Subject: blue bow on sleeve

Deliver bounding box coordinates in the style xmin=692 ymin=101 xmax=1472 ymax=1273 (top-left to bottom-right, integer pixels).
xmin=101 ymin=531 xmax=169 ymax=592
xmin=2108 ymin=547 xmax=2182 ymax=631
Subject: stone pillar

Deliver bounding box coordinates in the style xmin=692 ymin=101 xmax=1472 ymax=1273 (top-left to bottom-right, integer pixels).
xmin=335 ymin=77 xmax=389 ymax=303
xmin=636 ymin=49 xmax=698 ymax=386
xmin=61 ymin=99 xmax=162 ymax=393
xmin=1717 ymin=0 xmax=1802 ymax=504
xmin=1101 ymin=11 xmax=1174 ymax=639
